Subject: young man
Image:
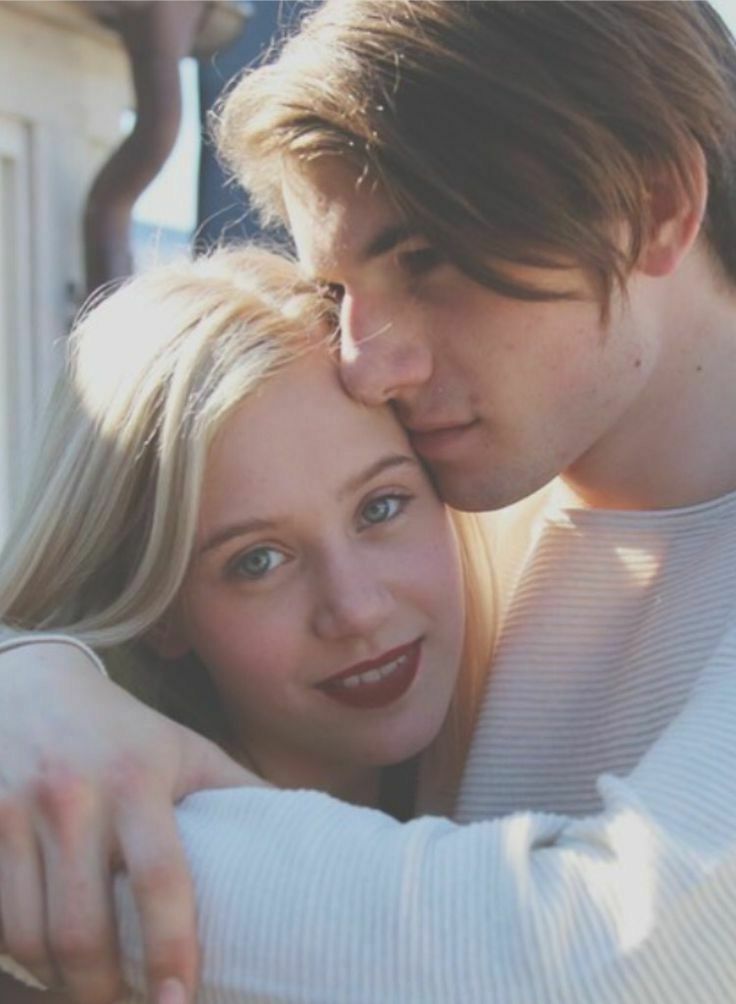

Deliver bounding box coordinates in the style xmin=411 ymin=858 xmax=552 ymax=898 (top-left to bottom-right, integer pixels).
xmin=2 ymin=3 xmax=736 ymax=1001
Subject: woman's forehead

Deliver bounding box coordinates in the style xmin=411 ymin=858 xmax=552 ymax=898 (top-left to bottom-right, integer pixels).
xmin=201 ymin=350 xmax=410 ymax=512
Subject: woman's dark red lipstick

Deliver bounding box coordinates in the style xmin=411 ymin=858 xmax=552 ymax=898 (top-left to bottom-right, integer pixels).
xmin=318 ymin=639 xmax=422 ymax=709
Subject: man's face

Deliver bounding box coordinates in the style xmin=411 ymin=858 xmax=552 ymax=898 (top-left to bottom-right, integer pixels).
xmin=284 ymin=159 xmax=658 ymax=511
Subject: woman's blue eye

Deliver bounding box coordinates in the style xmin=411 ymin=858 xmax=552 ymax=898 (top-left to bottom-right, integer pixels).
xmin=360 ymin=495 xmax=406 ymax=526
xmin=231 ymin=547 xmax=285 ymax=580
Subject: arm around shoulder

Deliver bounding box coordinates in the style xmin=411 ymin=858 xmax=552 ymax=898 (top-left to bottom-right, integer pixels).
xmin=114 ymin=626 xmax=736 ymax=1003
xmin=0 ymin=634 xmax=252 ymax=1004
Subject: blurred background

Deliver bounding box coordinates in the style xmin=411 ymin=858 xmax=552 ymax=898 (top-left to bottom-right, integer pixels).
xmin=0 ymin=0 xmax=301 ymax=541
xmin=0 ymin=0 xmax=735 ymax=542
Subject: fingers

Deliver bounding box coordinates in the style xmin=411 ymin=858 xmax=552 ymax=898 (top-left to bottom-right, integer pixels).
xmin=0 ymin=645 xmax=206 ymax=1004
xmin=0 ymin=797 xmax=57 ymax=991
xmin=35 ymin=774 xmax=123 ymax=1004
xmin=1 ymin=762 xmax=197 ymax=1004
xmin=115 ymin=791 xmax=198 ymax=1004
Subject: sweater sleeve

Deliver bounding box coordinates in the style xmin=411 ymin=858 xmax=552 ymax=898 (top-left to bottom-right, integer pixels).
xmin=0 ymin=632 xmax=108 ymax=677
xmin=114 ymin=625 xmax=736 ymax=1004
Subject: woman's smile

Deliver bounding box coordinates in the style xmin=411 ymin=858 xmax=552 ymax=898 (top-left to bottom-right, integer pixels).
xmin=317 ymin=637 xmax=422 ymax=709
xmin=163 ymin=347 xmax=466 ymax=792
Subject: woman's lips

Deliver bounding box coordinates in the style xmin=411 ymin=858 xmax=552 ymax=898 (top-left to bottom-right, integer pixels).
xmin=318 ymin=639 xmax=422 ymax=709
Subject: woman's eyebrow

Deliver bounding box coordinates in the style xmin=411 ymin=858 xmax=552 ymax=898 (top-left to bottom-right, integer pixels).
xmin=200 ymin=455 xmax=417 ymax=555
xmin=199 ymin=517 xmax=277 ymax=556
xmin=339 ymin=453 xmax=418 ymax=499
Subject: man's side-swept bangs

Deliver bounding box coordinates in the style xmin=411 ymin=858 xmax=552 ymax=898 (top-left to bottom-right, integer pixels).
xmin=217 ymin=0 xmax=736 ymax=309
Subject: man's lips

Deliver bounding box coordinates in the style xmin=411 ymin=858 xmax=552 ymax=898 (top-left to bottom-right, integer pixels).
xmin=318 ymin=639 xmax=422 ymax=710
xmin=407 ymin=420 xmax=479 ymax=459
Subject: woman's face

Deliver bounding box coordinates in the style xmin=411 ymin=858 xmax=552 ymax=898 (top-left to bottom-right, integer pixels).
xmin=165 ymin=347 xmax=465 ymax=786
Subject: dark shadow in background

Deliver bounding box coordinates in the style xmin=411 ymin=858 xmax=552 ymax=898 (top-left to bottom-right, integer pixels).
xmin=197 ymin=0 xmax=303 ymax=248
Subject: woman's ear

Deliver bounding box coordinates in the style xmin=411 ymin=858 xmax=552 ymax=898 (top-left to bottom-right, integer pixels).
xmin=145 ymin=613 xmax=191 ymax=661
xmin=637 ymin=143 xmax=708 ymax=278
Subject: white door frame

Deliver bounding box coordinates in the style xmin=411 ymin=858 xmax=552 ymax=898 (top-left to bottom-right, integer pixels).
xmin=0 ymin=114 xmax=34 ymax=542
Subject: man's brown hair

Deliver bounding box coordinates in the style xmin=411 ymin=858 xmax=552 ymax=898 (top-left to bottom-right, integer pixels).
xmin=218 ymin=1 xmax=736 ymax=305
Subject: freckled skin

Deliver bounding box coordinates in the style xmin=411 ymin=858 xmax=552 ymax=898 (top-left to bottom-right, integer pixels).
xmin=283 ymin=158 xmax=736 ymax=511
xmin=284 ymin=160 xmax=661 ymax=511
xmin=163 ymin=349 xmax=465 ymax=797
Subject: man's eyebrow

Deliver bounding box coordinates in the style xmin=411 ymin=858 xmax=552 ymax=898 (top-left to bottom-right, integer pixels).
xmin=362 ymin=224 xmax=421 ymax=262
xmin=339 ymin=453 xmax=419 ymax=498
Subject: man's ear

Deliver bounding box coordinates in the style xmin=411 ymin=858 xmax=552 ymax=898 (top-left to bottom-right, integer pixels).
xmin=146 ymin=613 xmax=191 ymax=661
xmin=637 ymin=143 xmax=708 ymax=278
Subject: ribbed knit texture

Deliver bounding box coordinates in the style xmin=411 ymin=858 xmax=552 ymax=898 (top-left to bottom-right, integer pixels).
xmin=112 ymin=482 xmax=736 ymax=1002
xmin=4 ymin=484 xmax=736 ymax=1001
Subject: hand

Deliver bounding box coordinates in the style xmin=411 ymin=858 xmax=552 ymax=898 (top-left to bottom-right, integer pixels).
xmin=0 ymin=642 xmax=256 ymax=1004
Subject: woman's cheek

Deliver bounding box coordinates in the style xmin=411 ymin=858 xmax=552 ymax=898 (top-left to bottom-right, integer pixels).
xmin=196 ymin=592 xmax=304 ymax=691
xmin=407 ymin=510 xmax=462 ymax=586
xmin=412 ymin=515 xmax=466 ymax=631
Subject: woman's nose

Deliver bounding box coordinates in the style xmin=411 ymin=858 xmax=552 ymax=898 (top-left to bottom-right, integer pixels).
xmin=311 ymin=549 xmax=394 ymax=642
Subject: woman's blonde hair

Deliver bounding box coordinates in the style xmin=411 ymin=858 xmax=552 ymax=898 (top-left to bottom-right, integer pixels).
xmin=0 ymin=246 xmax=493 ymax=795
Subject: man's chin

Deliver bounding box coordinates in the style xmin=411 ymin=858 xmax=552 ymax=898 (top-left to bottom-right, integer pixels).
xmin=428 ymin=463 xmax=550 ymax=513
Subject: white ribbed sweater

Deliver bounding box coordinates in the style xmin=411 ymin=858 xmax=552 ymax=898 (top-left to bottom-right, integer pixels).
xmin=5 ymin=482 xmax=736 ymax=1001
xmin=113 ymin=482 xmax=736 ymax=1002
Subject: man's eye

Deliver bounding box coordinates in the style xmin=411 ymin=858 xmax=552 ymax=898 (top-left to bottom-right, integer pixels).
xmin=230 ymin=547 xmax=286 ymax=580
xmin=359 ymin=494 xmax=409 ymax=527
xmin=399 ymin=246 xmax=445 ymax=277
xmin=320 ymin=281 xmax=345 ymax=304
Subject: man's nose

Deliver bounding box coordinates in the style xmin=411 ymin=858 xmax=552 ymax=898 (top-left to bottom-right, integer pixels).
xmin=338 ymin=292 xmax=432 ymax=406
xmin=311 ymin=548 xmax=394 ymax=642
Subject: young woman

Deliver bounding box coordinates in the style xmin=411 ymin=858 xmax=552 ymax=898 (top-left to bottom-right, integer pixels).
xmin=0 ymin=246 xmax=494 ymax=1001
xmin=0 ymin=244 xmax=493 ymax=820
